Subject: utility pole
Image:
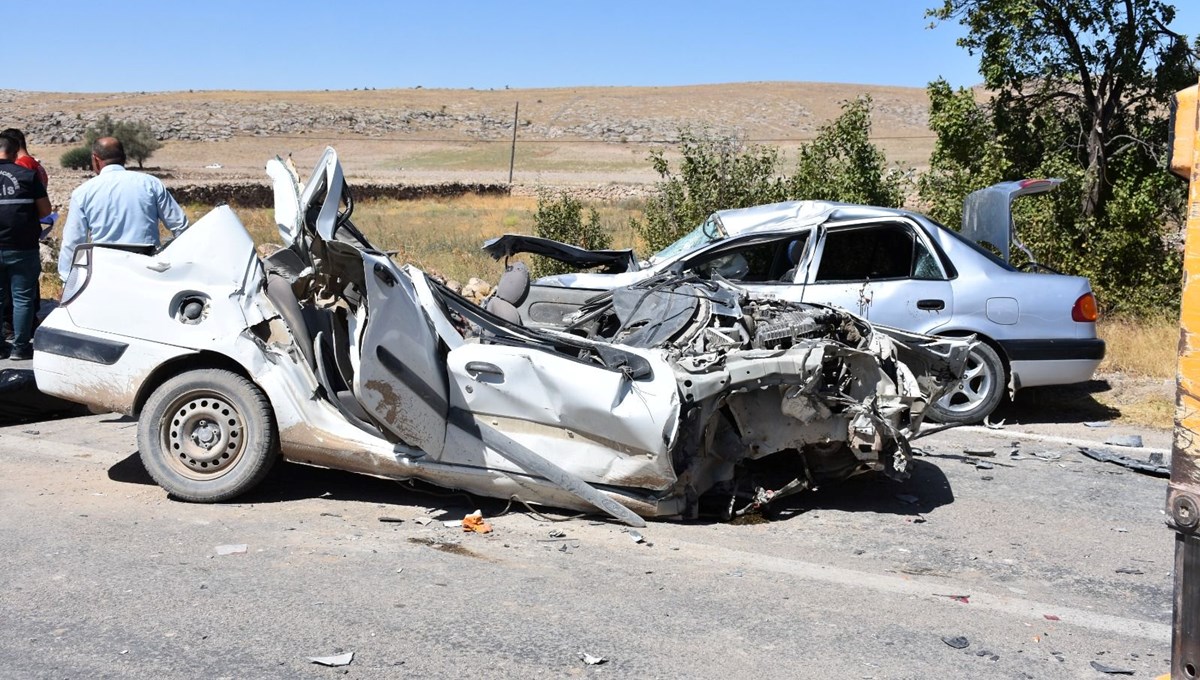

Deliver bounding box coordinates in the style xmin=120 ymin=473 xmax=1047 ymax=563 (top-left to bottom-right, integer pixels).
xmin=1167 ymin=77 xmax=1200 ymax=680
xmin=509 ymin=101 xmax=519 ymax=185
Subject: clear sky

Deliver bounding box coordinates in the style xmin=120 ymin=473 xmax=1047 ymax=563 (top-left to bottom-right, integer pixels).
xmin=14 ymin=0 xmax=1199 ymax=92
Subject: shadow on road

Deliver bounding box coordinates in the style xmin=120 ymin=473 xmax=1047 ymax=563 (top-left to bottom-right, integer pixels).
xmin=770 ymin=459 xmax=954 ymax=521
xmin=108 ymin=452 xmax=956 ymax=525
xmin=991 ymin=379 xmax=1120 ymax=424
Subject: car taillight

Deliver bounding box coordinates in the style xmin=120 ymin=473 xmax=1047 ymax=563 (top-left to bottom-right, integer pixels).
xmin=60 ymin=247 xmax=92 ymax=306
xmin=1072 ymin=292 xmax=1098 ymax=322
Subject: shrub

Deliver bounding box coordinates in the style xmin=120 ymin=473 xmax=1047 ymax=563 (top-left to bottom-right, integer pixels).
xmin=85 ymin=115 xmax=163 ymax=168
xmin=60 ymin=146 xmax=92 ymax=170
xmin=631 ymin=97 xmax=907 ymax=255
xmin=530 ymin=190 xmax=610 ymax=278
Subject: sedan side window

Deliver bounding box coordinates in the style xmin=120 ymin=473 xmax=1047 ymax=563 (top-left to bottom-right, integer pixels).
xmin=815 ymin=223 xmax=942 ymax=282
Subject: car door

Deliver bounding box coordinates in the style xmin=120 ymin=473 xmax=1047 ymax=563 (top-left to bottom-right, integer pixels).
xmin=441 ymin=341 xmax=680 ymax=489
xmin=353 ymin=252 xmax=449 ymax=457
xmin=800 ymin=220 xmax=954 ymax=333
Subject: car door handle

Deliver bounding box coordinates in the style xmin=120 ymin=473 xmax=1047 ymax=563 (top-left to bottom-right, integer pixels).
xmin=465 ymin=361 xmax=505 ymax=381
xmin=917 ymin=299 xmax=945 ymax=311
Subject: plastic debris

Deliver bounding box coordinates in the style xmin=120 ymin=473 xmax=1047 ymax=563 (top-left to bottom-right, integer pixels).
xmin=1030 ymin=451 xmax=1061 ymax=461
xmin=1079 ymin=447 xmax=1169 ymax=477
xmin=413 ymin=517 xmax=433 ymax=526
xmin=378 ymin=516 xmax=405 ymax=523
xmin=1116 ymin=567 xmax=1145 ymax=575
xmin=965 ymin=448 xmax=996 ymax=457
xmin=1105 ymin=434 xmax=1144 ymax=448
xmin=548 ymin=529 xmax=566 ymax=538
xmin=941 ymin=636 xmax=969 ymax=649
xmin=976 ymin=460 xmax=995 ymax=470
xmin=442 ymin=520 xmax=463 ymax=528
xmin=627 ymin=530 xmax=645 ymax=544
xmin=982 ymin=416 xmax=1005 ymax=430
xmin=1043 ymin=614 xmax=1060 ymax=621
xmin=1084 ymin=421 xmax=1112 ymax=428
xmin=215 ymin=544 xmax=247 ymax=556
xmin=462 ymin=510 xmax=493 ymax=534
xmin=934 ymin=593 xmax=971 ymax=604
xmin=1089 ymin=660 xmax=1133 ymax=674
xmin=309 ymin=652 xmax=354 ymax=667
xmin=579 ymin=652 xmax=607 ymax=665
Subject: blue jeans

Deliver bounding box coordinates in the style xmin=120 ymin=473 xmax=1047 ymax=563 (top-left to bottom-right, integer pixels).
xmin=0 ymin=249 xmax=41 ymax=353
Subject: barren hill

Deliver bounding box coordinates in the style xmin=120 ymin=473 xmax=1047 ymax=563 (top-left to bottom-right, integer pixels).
xmin=3 ymin=82 xmax=936 ymax=205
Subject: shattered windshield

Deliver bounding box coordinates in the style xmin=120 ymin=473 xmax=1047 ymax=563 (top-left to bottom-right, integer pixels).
xmin=650 ymin=214 xmax=726 ymax=263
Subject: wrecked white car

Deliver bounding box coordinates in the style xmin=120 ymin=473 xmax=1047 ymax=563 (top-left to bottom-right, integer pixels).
xmin=33 ymin=149 xmax=970 ymax=525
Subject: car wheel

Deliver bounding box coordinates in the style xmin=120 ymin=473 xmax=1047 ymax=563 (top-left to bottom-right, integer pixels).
xmin=137 ymin=369 xmax=279 ymax=502
xmin=926 ymin=342 xmax=1005 ymax=425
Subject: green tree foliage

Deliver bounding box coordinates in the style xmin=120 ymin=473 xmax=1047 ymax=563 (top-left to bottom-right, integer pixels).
xmin=923 ymin=0 xmax=1196 ymax=314
xmin=529 ymin=190 xmax=611 ymax=278
xmin=85 ymin=115 xmax=164 ymax=168
xmin=60 ymin=146 xmax=92 ymax=170
xmin=788 ymin=96 xmax=908 ymax=208
xmin=632 ymin=97 xmax=907 ymax=254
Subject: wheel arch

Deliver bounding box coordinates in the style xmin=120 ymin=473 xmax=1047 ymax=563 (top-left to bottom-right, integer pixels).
xmin=132 ymin=351 xmax=257 ymax=417
xmin=934 ymin=329 xmax=1015 ymax=396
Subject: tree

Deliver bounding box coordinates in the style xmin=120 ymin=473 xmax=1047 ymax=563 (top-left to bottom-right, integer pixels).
xmin=632 ymin=97 xmax=907 ymax=254
xmin=788 ymin=96 xmax=908 ymax=208
xmin=923 ymin=1 xmax=1196 ymax=313
xmin=927 ymin=0 xmax=1195 ymax=219
xmin=85 ymin=115 xmax=163 ymax=168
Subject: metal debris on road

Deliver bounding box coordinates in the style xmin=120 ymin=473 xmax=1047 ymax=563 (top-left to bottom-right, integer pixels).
xmin=378 ymin=516 xmax=405 ymax=523
xmin=413 ymin=517 xmax=433 ymax=526
xmin=579 ymin=652 xmax=607 ymax=665
xmin=548 ymin=529 xmax=566 ymax=538
xmin=1084 ymin=421 xmax=1112 ymax=428
xmin=309 ymin=651 xmax=354 ymax=667
xmin=965 ymin=448 xmax=996 ymax=457
xmin=442 ymin=520 xmax=463 ymax=528
xmin=1029 ymin=451 xmax=1062 ymax=461
xmin=626 ymin=530 xmax=645 ymax=544
xmin=1088 ymin=660 xmax=1133 ymax=674
xmin=975 ymin=460 xmax=995 ymax=470
xmin=1079 ymin=447 xmax=1169 ymax=477
xmin=1115 ymin=567 xmax=1145 ymax=575
xmin=941 ymin=636 xmax=970 ymax=649
xmin=982 ymin=417 xmax=1005 ymax=430
xmin=215 ymin=544 xmax=247 ymax=556
xmin=1105 ymin=434 xmax=1144 ymax=448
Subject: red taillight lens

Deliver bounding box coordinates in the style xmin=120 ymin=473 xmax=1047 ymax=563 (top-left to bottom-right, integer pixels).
xmin=1072 ymin=293 xmax=1098 ymax=322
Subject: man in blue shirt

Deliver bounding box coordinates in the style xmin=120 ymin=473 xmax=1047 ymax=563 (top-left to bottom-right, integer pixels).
xmin=58 ymin=137 xmax=189 ymax=281
xmin=0 ymin=135 xmax=51 ymax=360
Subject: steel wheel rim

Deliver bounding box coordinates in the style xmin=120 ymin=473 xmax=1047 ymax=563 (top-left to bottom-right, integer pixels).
xmin=160 ymin=390 xmax=246 ymax=481
xmin=935 ymin=351 xmax=992 ymax=414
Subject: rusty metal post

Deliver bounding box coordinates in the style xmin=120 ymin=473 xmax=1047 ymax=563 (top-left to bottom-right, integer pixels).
xmin=1170 ymin=75 xmax=1200 ymax=680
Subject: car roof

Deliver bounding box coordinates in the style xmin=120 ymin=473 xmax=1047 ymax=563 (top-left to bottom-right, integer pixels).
xmin=713 ymin=200 xmax=908 ymax=237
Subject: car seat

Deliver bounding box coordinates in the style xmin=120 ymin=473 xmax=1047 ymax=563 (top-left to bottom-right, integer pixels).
xmin=486 ymin=262 xmax=530 ymax=325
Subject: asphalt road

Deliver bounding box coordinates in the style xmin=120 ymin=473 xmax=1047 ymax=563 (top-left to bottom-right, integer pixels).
xmin=0 ymin=412 xmax=1177 ymax=679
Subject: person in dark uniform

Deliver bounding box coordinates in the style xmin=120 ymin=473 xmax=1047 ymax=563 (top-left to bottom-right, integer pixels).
xmin=0 ymin=135 xmax=51 ymax=359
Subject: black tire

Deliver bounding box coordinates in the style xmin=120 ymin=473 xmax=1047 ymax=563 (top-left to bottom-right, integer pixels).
xmin=137 ymin=369 xmax=279 ymax=502
xmin=926 ymin=342 xmax=1006 ymax=425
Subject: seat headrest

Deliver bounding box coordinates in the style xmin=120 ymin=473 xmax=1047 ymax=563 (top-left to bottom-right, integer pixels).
xmin=494 ymin=261 xmax=530 ymax=306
